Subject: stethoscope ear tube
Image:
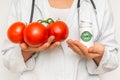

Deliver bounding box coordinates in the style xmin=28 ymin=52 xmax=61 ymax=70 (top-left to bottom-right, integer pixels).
xmin=77 ymin=0 xmax=96 ymax=10
xmin=29 ymin=0 xmax=35 ymax=23
xmin=77 ymin=0 xmax=80 ymax=8
xmin=90 ymin=0 xmax=96 ymax=9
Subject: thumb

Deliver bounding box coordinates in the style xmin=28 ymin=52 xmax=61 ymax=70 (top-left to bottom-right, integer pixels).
xmin=19 ymin=43 xmax=28 ymax=50
xmin=88 ymin=46 xmax=97 ymax=53
xmin=88 ymin=43 xmax=104 ymax=53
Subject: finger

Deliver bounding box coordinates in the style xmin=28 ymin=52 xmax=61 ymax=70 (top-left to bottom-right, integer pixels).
xmin=73 ymin=40 xmax=88 ymax=55
xmin=67 ymin=39 xmax=82 ymax=53
xmin=35 ymin=43 xmax=50 ymax=52
xmin=96 ymin=43 xmax=105 ymax=53
xmin=48 ymin=42 xmax=60 ymax=50
xmin=20 ymin=43 xmax=29 ymax=50
xmin=20 ymin=43 xmax=38 ymax=52
xmin=73 ymin=40 xmax=86 ymax=48
xmin=22 ymin=36 xmax=55 ymax=52
xmin=35 ymin=36 xmax=55 ymax=51
xmin=88 ymin=53 xmax=101 ymax=59
xmin=88 ymin=46 xmax=97 ymax=53
xmin=34 ymin=36 xmax=56 ymax=51
xmin=88 ymin=43 xmax=105 ymax=53
xmin=68 ymin=44 xmax=85 ymax=57
xmin=20 ymin=42 xmax=48 ymax=52
xmin=47 ymin=36 xmax=55 ymax=45
xmin=67 ymin=40 xmax=85 ymax=57
xmin=66 ymin=39 xmax=74 ymax=44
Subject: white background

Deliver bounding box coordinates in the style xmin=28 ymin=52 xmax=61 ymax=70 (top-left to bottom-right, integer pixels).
xmin=0 ymin=0 xmax=120 ymax=80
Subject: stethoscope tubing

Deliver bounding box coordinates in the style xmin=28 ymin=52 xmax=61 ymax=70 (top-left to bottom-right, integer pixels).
xmin=29 ymin=0 xmax=101 ymax=42
xmin=29 ymin=0 xmax=35 ymax=23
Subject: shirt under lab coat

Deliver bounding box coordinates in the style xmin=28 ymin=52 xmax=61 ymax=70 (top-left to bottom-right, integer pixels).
xmin=1 ymin=0 xmax=119 ymax=80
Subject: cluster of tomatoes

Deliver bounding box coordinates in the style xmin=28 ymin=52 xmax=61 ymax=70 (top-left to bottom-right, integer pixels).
xmin=7 ymin=18 xmax=69 ymax=47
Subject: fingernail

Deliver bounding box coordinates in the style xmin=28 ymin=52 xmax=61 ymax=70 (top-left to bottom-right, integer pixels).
xmin=51 ymin=36 xmax=55 ymax=39
xmin=67 ymin=39 xmax=72 ymax=43
xmin=46 ymin=43 xmax=50 ymax=47
xmin=56 ymin=42 xmax=60 ymax=45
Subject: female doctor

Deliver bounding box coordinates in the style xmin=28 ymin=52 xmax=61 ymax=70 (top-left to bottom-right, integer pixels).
xmin=1 ymin=0 xmax=119 ymax=80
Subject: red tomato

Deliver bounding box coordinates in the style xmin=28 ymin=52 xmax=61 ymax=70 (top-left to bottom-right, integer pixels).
xmin=47 ymin=21 xmax=69 ymax=42
xmin=7 ymin=22 xmax=25 ymax=43
xmin=24 ymin=22 xmax=48 ymax=47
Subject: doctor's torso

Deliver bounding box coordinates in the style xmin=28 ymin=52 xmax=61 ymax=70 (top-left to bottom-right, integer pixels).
xmin=8 ymin=0 xmax=108 ymax=80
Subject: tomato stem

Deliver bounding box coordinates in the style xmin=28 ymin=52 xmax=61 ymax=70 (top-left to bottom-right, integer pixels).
xmin=46 ymin=18 xmax=54 ymax=24
xmin=37 ymin=19 xmax=48 ymax=24
xmin=37 ymin=18 xmax=54 ymax=24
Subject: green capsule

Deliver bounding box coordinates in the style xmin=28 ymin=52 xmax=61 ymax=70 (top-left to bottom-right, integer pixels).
xmin=81 ymin=31 xmax=92 ymax=42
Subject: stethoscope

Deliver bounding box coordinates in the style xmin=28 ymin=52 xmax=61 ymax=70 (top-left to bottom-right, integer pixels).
xmin=29 ymin=0 xmax=96 ymax=23
xmin=29 ymin=0 xmax=101 ymax=41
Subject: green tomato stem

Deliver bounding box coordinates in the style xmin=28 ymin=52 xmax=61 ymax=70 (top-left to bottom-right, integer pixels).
xmin=37 ymin=18 xmax=54 ymax=24
xmin=46 ymin=18 xmax=54 ymax=24
xmin=37 ymin=19 xmax=48 ymax=24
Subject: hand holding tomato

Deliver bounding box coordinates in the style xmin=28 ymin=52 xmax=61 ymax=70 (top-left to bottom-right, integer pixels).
xmin=20 ymin=36 xmax=60 ymax=62
xmin=7 ymin=18 xmax=69 ymax=47
xmin=7 ymin=18 xmax=68 ymax=61
xmin=7 ymin=21 xmax=49 ymax=47
xmin=20 ymin=36 xmax=60 ymax=52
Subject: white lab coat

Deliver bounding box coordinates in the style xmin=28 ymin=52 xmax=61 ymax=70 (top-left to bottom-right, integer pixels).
xmin=1 ymin=0 xmax=119 ymax=80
